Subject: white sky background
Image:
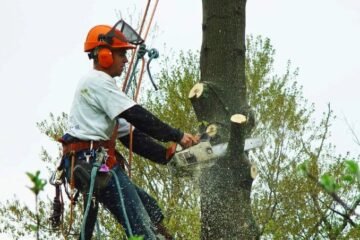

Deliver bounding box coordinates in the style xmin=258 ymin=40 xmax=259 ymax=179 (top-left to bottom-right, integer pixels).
xmin=0 ymin=0 xmax=359 ymax=220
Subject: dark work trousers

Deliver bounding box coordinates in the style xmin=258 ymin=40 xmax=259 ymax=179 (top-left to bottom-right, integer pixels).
xmin=64 ymin=151 xmax=163 ymax=240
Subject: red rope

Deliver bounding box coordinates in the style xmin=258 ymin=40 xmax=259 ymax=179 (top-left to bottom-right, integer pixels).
xmin=124 ymin=0 xmax=160 ymax=178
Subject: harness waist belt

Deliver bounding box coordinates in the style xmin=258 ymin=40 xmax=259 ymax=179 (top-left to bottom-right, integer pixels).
xmin=62 ymin=140 xmax=113 ymax=155
xmin=61 ymin=140 xmax=118 ymax=169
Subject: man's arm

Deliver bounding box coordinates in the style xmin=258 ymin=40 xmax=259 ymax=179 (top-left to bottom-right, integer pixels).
xmin=118 ymin=105 xmax=198 ymax=147
xmin=119 ymin=128 xmax=171 ymax=165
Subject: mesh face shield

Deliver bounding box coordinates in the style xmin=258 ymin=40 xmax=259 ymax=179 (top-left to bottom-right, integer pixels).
xmin=101 ymin=19 xmax=144 ymax=46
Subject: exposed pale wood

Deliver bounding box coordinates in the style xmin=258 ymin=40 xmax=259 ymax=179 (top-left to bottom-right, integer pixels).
xmin=189 ymin=82 xmax=230 ymax=124
xmin=230 ymin=114 xmax=247 ymax=124
xmin=188 ymin=83 xmax=204 ymax=99
xmin=206 ymin=124 xmax=218 ymax=137
xmin=228 ymin=114 xmax=247 ymax=159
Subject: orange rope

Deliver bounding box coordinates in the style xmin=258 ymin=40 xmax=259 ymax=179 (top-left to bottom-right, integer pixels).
xmin=139 ymin=0 xmax=151 ymax=36
xmin=133 ymin=0 xmax=157 ymax=99
xmin=134 ymin=58 xmax=146 ymax=102
xmin=128 ymin=125 xmax=134 ymax=178
xmin=65 ymin=152 xmax=76 ymax=237
xmin=124 ymin=0 xmax=159 ymax=178
xmin=122 ymin=49 xmax=136 ymax=92
xmin=122 ymin=0 xmax=151 ymax=92
xmin=127 ymin=58 xmax=146 ymax=178
xmin=143 ymin=0 xmax=159 ymax=41
xmin=135 ymin=0 xmax=159 ymax=99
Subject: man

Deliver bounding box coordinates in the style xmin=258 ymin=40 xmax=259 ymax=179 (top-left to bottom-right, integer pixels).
xmin=60 ymin=20 xmax=198 ymax=239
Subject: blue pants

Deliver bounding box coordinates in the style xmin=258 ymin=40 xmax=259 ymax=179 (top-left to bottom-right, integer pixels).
xmin=64 ymin=153 xmax=162 ymax=239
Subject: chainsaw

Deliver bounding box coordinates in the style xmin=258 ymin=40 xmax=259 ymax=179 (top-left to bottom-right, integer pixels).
xmin=167 ymin=137 xmax=263 ymax=177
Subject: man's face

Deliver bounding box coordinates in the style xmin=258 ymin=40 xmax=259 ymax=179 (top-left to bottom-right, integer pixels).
xmin=109 ymin=49 xmax=129 ymax=77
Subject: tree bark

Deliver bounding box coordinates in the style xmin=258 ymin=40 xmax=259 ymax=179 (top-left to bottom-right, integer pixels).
xmin=190 ymin=0 xmax=259 ymax=238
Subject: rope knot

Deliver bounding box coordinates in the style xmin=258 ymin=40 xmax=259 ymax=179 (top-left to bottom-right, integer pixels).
xmin=148 ymin=48 xmax=159 ymax=59
xmin=137 ymin=44 xmax=147 ymax=59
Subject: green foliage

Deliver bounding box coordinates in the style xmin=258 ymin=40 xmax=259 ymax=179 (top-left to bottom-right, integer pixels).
xmin=297 ymin=161 xmax=309 ymax=175
xmin=295 ymin=159 xmax=360 ymax=239
xmin=246 ymin=35 xmax=360 ymax=239
xmin=129 ymin=236 xmax=144 ymax=240
xmin=246 ymin=36 xmax=320 ymax=237
xmin=144 ymin=50 xmax=199 ymax=132
xmin=344 ymin=160 xmax=360 ymax=181
xmin=320 ymin=173 xmax=340 ymax=193
xmin=36 ymin=112 xmax=68 ymax=141
xmin=26 ymin=171 xmax=47 ymax=239
xmin=299 ymin=159 xmax=360 ymax=194
xmin=26 ymin=171 xmax=47 ymax=196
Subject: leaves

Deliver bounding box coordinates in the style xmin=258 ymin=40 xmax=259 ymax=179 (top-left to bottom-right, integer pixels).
xmin=344 ymin=160 xmax=359 ymax=176
xmin=36 ymin=112 xmax=68 ymax=141
xmin=319 ymin=173 xmax=340 ymax=193
xmin=26 ymin=171 xmax=47 ymax=196
xmin=130 ymin=236 xmax=144 ymax=240
xmin=297 ymin=161 xmax=309 ymax=176
xmin=341 ymin=174 xmax=354 ymax=183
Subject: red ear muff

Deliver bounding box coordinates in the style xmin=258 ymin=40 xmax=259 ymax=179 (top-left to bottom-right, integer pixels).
xmin=97 ymin=48 xmax=113 ymax=68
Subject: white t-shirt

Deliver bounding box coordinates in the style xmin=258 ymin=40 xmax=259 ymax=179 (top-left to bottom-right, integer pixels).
xmin=67 ymin=69 xmax=136 ymax=140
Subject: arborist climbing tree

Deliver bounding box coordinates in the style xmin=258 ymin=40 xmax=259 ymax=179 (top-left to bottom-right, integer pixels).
xmin=49 ymin=18 xmax=199 ymax=240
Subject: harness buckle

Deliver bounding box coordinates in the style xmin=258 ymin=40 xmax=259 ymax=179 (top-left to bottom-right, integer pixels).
xmin=96 ymin=147 xmax=110 ymax=172
xmin=50 ymin=169 xmax=64 ymax=186
xmin=84 ymin=152 xmax=91 ymax=163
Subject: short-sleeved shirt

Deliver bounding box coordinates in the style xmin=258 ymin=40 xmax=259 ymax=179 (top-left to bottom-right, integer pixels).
xmin=66 ymin=69 xmax=136 ymax=140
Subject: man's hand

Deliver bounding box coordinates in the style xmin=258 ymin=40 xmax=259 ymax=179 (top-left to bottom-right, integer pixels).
xmin=179 ymin=133 xmax=199 ymax=149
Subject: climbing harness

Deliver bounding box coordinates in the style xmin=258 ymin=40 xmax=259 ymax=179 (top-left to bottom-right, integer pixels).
xmin=49 ymin=132 xmax=118 ymax=238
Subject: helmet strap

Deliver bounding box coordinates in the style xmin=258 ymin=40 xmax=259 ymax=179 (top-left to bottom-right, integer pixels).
xmin=88 ymin=51 xmax=96 ymax=60
xmin=88 ymin=47 xmax=101 ymax=64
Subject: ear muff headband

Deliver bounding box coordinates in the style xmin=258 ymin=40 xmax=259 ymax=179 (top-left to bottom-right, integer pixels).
xmin=97 ymin=48 xmax=113 ymax=68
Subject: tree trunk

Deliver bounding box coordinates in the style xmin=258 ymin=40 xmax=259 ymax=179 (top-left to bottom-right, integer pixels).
xmin=189 ymin=0 xmax=259 ymax=238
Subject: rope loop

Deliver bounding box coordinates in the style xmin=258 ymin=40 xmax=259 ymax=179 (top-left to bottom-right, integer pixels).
xmin=147 ymin=48 xmax=159 ymax=59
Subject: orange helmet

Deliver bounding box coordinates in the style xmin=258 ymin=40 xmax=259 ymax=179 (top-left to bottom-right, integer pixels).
xmin=84 ymin=24 xmax=135 ymax=52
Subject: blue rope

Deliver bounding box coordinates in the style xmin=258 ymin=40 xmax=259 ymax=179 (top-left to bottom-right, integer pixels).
xmin=125 ymin=44 xmax=159 ymax=94
xmin=146 ymin=48 xmax=159 ymax=91
xmin=125 ymin=58 xmax=141 ymax=95
xmin=125 ymin=44 xmax=147 ymax=95
xmin=80 ymin=161 xmax=162 ymax=239
xmin=95 ymin=220 xmax=101 ymax=240
xmin=79 ymin=164 xmax=134 ymax=239
xmin=80 ymin=162 xmax=100 ymax=240
xmin=110 ymin=168 xmax=134 ymax=237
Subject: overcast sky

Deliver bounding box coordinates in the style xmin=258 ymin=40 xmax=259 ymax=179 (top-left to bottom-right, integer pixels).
xmin=0 ymin=0 xmax=359 ymax=211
